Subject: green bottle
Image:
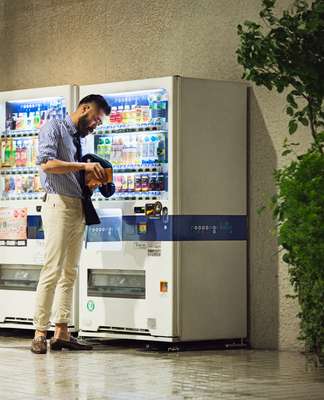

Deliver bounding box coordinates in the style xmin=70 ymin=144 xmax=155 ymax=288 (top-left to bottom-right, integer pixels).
xmin=5 ymin=140 xmax=11 ymax=165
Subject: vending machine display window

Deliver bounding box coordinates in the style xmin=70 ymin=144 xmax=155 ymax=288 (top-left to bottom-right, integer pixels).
xmin=1 ymin=96 xmax=67 ymax=199
xmin=5 ymin=97 xmax=67 ymax=132
xmin=88 ymin=88 xmax=169 ymax=202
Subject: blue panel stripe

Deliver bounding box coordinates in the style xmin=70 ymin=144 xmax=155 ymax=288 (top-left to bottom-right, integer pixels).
xmin=87 ymin=215 xmax=247 ymax=242
xmin=28 ymin=214 xmax=248 ymax=242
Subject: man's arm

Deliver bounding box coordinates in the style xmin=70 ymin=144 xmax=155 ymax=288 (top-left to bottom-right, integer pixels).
xmin=41 ymin=159 xmax=106 ymax=180
xmin=37 ymin=121 xmax=105 ymax=180
xmin=41 ymin=159 xmax=86 ymax=174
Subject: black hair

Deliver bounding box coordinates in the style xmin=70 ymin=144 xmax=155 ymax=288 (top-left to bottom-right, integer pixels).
xmin=78 ymin=94 xmax=111 ymax=115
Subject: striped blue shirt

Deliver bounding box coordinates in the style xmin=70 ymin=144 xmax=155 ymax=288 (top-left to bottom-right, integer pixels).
xmin=36 ymin=115 xmax=83 ymax=199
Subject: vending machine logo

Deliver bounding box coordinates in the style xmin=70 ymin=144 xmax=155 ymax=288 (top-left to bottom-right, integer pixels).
xmin=87 ymin=300 xmax=95 ymax=312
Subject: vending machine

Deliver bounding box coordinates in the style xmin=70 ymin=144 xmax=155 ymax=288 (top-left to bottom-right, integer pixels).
xmin=0 ymin=85 xmax=79 ymax=331
xmin=78 ymin=76 xmax=248 ymax=343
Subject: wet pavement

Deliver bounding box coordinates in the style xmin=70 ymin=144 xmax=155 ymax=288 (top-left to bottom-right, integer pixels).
xmin=0 ymin=334 xmax=323 ymax=399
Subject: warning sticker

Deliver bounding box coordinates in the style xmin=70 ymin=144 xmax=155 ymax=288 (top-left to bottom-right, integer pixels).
xmin=147 ymin=242 xmax=161 ymax=257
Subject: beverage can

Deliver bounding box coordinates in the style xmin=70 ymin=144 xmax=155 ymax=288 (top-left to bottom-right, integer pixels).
xmin=135 ymin=174 xmax=142 ymax=192
xmin=127 ymin=174 xmax=135 ymax=192
xmin=141 ymin=174 xmax=149 ymax=192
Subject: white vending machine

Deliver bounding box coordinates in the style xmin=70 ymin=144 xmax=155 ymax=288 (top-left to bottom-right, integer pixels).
xmin=0 ymin=85 xmax=80 ymax=331
xmin=79 ymin=76 xmax=247 ymax=342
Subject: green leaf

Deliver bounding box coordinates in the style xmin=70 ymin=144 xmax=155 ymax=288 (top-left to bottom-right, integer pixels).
xmin=287 ymin=93 xmax=298 ymax=109
xmin=289 ymin=120 xmax=298 ymax=135
xmin=287 ymin=107 xmax=294 ymax=116
xmin=282 ymin=149 xmax=292 ymax=156
xmin=300 ymin=117 xmax=309 ymax=126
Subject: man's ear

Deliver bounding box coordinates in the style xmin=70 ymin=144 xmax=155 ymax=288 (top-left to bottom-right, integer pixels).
xmin=80 ymin=104 xmax=90 ymax=115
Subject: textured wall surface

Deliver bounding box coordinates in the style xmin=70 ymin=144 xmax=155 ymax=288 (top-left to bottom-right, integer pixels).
xmin=0 ymin=0 xmax=308 ymax=350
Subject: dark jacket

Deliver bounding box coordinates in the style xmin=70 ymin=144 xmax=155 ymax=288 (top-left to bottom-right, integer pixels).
xmin=80 ymin=153 xmax=115 ymax=225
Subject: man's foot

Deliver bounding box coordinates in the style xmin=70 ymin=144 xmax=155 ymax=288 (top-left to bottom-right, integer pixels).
xmin=31 ymin=336 xmax=47 ymax=354
xmin=49 ymin=336 xmax=93 ymax=351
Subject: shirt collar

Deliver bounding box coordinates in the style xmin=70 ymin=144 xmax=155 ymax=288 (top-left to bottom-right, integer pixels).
xmin=65 ymin=114 xmax=78 ymax=136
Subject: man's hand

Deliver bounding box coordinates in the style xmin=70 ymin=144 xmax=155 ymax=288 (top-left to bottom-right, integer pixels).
xmin=84 ymin=162 xmax=106 ymax=181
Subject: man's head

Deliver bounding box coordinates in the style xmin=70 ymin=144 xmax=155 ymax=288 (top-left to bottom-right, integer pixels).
xmin=75 ymin=94 xmax=111 ymax=137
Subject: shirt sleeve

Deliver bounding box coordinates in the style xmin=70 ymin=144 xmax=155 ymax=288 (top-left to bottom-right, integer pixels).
xmin=36 ymin=121 xmax=59 ymax=165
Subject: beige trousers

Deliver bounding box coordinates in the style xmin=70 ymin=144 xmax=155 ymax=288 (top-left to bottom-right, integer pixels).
xmin=33 ymin=194 xmax=85 ymax=331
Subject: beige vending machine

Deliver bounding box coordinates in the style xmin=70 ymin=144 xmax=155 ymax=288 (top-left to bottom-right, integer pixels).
xmin=78 ymin=76 xmax=247 ymax=343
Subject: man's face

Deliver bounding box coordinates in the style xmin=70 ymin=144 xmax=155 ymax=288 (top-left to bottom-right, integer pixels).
xmin=77 ymin=103 xmax=105 ymax=137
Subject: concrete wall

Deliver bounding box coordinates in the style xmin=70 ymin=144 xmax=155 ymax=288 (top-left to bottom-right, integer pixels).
xmin=0 ymin=0 xmax=308 ymax=350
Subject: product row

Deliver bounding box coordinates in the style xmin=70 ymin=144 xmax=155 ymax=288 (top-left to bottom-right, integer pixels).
xmin=1 ymin=133 xmax=167 ymax=169
xmin=95 ymin=133 xmax=166 ymax=165
xmin=0 ymin=174 xmax=42 ymax=196
xmin=0 ymin=172 xmax=166 ymax=198
xmin=0 ymin=137 xmax=38 ymax=168
xmin=114 ymin=173 xmax=165 ymax=193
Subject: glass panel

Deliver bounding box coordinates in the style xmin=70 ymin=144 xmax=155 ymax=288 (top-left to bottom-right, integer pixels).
xmin=0 ymin=264 xmax=41 ymax=291
xmin=88 ymin=269 xmax=145 ymax=299
xmin=5 ymin=97 xmax=66 ymax=132
xmin=89 ymin=88 xmax=169 ymax=202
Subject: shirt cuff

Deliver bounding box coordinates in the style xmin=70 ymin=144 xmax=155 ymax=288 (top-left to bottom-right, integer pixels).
xmin=36 ymin=155 xmax=56 ymax=165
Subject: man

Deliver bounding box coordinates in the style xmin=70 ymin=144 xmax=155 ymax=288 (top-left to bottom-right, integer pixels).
xmin=31 ymin=94 xmax=111 ymax=354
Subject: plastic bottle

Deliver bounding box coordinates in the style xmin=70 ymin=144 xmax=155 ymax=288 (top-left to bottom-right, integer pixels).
xmin=5 ymin=176 xmax=10 ymax=192
xmin=20 ymin=140 xmax=27 ymax=167
xmin=136 ymin=135 xmax=143 ymax=165
xmin=27 ymin=112 xmax=34 ymax=129
xmin=1 ymin=139 xmax=6 ymax=166
xmin=28 ymin=175 xmax=34 ymax=192
xmin=34 ymin=175 xmax=41 ymax=192
xmin=127 ymin=174 xmax=135 ymax=192
xmin=124 ymin=104 xmax=130 ymax=125
xmin=142 ymin=136 xmax=150 ymax=165
xmin=104 ymin=137 xmax=112 ymax=161
xmin=109 ymin=106 xmax=117 ymax=124
xmin=11 ymin=139 xmax=16 ymax=167
xmin=161 ymin=92 xmax=168 ymax=124
xmin=15 ymin=176 xmax=22 ymax=194
xmin=148 ymin=135 xmax=157 ymax=163
xmin=96 ymin=137 xmax=104 ymax=158
xmin=4 ymin=139 xmax=12 ymax=166
xmin=9 ymin=176 xmax=15 ymax=192
xmin=115 ymin=175 xmax=122 ymax=192
xmin=142 ymin=105 xmax=150 ymax=124
xmin=157 ymin=135 xmax=166 ymax=163
xmin=32 ymin=137 xmax=38 ymax=166
xmin=135 ymin=104 xmax=142 ymax=124
xmin=122 ymin=135 xmax=129 ymax=164
xmin=131 ymin=105 xmax=137 ymax=125
xmin=15 ymin=139 xmax=21 ymax=167
xmin=117 ymin=137 xmax=124 ymax=164
xmin=117 ymin=105 xmax=123 ymax=125
xmin=121 ymin=174 xmax=128 ymax=192
xmin=28 ymin=139 xmax=34 ymax=166
xmin=0 ymin=176 xmax=5 ymax=196
xmin=129 ymin=135 xmax=137 ymax=164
